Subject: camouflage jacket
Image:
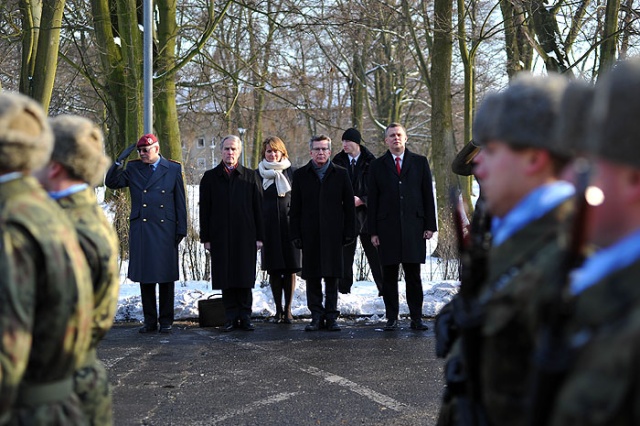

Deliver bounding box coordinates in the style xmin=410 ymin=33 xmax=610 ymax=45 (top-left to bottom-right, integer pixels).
xmin=478 ymin=199 xmax=573 ymax=426
xmin=0 ymin=175 xmax=92 ymax=425
xmin=549 ymin=260 xmax=640 ymax=426
xmin=57 ymin=187 xmax=120 ymax=349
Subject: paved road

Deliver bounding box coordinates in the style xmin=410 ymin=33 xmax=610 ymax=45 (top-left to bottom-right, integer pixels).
xmin=99 ymin=318 xmax=446 ymax=426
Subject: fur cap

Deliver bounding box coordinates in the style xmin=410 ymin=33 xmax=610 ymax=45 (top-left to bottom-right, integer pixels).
xmin=589 ymin=58 xmax=640 ymax=169
xmin=0 ymin=92 xmax=53 ymax=172
xmin=478 ymin=73 xmax=569 ymax=157
xmin=553 ymin=80 xmax=595 ymax=158
xmin=49 ymin=115 xmax=111 ymax=187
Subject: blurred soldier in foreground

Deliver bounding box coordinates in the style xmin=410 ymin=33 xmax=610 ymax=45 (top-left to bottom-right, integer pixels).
xmin=35 ymin=115 xmax=120 ymax=425
xmin=548 ymin=57 xmax=640 ymax=426
xmin=0 ymin=92 xmax=92 ymax=424
xmin=439 ymin=74 xmax=574 ymax=426
xmin=105 ymin=133 xmax=187 ymax=334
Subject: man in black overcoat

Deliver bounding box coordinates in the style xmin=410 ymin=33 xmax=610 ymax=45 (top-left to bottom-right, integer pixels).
xmin=106 ymin=133 xmax=187 ymax=334
xmin=199 ymin=135 xmax=264 ymax=332
xmin=332 ymin=128 xmax=383 ymax=296
xmin=290 ymin=135 xmax=356 ymax=331
xmin=368 ymin=123 xmax=437 ymax=331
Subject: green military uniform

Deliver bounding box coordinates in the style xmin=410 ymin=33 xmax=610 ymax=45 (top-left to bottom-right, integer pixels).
xmin=549 ymin=261 xmax=640 ymax=425
xmin=1 ymin=175 xmax=93 ymax=425
xmin=479 ymin=200 xmax=572 ymax=425
xmin=58 ymin=187 xmax=119 ymax=426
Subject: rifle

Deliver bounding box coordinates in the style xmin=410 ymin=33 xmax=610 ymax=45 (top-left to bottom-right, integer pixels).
xmin=527 ymin=158 xmax=592 ymax=426
xmin=437 ymin=188 xmax=491 ymax=426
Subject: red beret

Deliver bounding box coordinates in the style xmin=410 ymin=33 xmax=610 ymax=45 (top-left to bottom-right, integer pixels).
xmin=137 ymin=133 xmax=158 ymax=147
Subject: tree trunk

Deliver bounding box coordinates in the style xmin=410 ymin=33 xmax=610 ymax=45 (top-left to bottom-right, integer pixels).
xmin=431 ymin=0 xmax=457 ymax=259
xmin=155 ymin=0 xmax=183 ymax=161
xmin=19 ymin=0 xmax=65 ymax=110
xmin=599 ymin=0 xmax=621 ymax=76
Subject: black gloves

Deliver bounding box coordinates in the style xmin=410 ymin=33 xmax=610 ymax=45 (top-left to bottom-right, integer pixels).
xmin=292 ymin=239 xmax=302 ymax=249
xmin=116 ymin=143 xmax=137 ymax=163
xmin=176 ymin=234 xmax=185 ymax=247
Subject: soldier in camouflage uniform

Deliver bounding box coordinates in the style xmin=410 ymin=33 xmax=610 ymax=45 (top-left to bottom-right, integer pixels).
xmin=464 ymin=74 xmax=575 ymax=426
xmin=34 ymin=115 xmax=120 ymax=425
xmin=547 ymin=57 xmax=640 ymax=426
xmin=0 ymin=93 xmax=93 ymax=424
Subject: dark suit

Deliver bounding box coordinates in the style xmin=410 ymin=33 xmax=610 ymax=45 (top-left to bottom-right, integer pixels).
xmin=333 ymin=146 xmax=383 ymax=294
xmin=290 ymin=161 xmax=356 ymax=321
xmin=105 ymin=157 xmax=187 ymax=327
xmin=199 ymin=163 xmax=264 ymax=323
xmin=368 ymin=149 xmax=437 ymax=321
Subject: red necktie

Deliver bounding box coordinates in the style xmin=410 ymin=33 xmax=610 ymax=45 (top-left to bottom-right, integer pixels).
xmin=395 ymin=157 xmax=401 ymax=175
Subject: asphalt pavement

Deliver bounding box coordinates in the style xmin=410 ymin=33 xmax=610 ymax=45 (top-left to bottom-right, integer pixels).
xmin=99 ymin=318 xmax=446 ymax=426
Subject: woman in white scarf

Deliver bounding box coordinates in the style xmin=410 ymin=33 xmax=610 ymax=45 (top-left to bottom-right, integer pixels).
xmin=257 ymin=137 xmax=301 ymax=323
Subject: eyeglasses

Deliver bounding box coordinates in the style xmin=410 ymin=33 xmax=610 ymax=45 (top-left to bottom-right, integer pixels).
xmin=137 ymin=146 xmax=154 ymax=153
xmin=311 ymin=147 xmax=330 ymax=152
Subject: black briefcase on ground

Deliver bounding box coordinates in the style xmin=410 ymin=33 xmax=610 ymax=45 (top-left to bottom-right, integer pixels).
xmin=198 ymin=294 xmax=225 ymax=327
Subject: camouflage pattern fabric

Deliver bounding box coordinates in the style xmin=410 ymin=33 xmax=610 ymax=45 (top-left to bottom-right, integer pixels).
xmin=478 ymin=200 xmax=573 ymax=426
xmin=549 ymin=261 xmax=640 ymax=426
xmin=0 ymin=175 xmax=92 ymax=425
xmin=57 ymin=187 xmax=119 ymax=425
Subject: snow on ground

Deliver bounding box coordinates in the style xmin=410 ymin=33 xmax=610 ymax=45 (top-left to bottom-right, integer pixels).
xmin=114 ymin=262 xmax=460 ymax=323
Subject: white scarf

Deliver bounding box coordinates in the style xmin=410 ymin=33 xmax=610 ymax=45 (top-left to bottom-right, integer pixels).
xmin=258 ymin=158 xmax=292 ymax=197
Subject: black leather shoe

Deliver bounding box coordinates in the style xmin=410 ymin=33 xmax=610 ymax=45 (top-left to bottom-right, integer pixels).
xmin=139 ymin=324 xmax=158 ymax=334
xmin=222 ymin=321 xmax=235 ymax=332
xmin=410 ymin=319 xmax=428 ymax=330
xmin=240 ymin=320 xmax=255 ymax=331
xmin=159 ymin=325 xmax=172 ymax=333
xmin=384 ymin=320 xmax=399 ymax=331
xmin=305 ymin=319 xmax=321 ymax=331
xmin=325 ymin=320 xmax=341 ymax=331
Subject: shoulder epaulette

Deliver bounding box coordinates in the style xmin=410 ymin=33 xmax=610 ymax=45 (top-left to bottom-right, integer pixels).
xmin=167 ymin=158 xmax=182 ymax=165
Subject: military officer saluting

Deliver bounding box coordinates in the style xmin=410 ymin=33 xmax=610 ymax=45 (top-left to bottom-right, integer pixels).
xmin=106 ymin=133 xmax=187 ymax=334
xmin=0 ymin=93 xmax=93 ymax=424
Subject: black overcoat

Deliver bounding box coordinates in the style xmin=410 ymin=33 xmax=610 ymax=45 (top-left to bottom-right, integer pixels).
xmin=256 ymin=167 xmax=302 ymax=274
xmin=290 ymin=161 xmax=356 ymax=279
xmin=368 ymin=149 xmax=437 ymax=265
xmin=333 ymin=145 xmax=376 ymax=233
xmin=105 ymin=157 xmax=187 ymax=283
xmin=199 ymin=163 xmax=264 ymax=290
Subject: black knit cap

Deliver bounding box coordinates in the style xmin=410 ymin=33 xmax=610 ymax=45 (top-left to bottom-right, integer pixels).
xmin=342 ymin=128 xmax=362 ymax=144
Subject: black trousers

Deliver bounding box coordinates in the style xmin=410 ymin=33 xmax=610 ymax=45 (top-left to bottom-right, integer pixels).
xmin=140 ymin=282 xmax=175 ymax=327
xmin=306 ymin=277 xmax=339 ymax=320
xmin=339 ymin=233 xmax=384 ymax=294
xmin=222 ymin=288 xmax=253 ymax=323
xmin=381 ymin=263 xmax=423 ymax=321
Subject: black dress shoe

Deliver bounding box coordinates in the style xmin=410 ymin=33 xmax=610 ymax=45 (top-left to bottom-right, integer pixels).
xmin=410 ymin=319 xmax=428 ymax=330
xmin=159 ymin=325 xmax=172 ymax=333
xmin=240 ymin=321 xmax=255 ymax=331
xmin=305 ymin=319 xmax=321 ymax=332
xmin=222 ymin=321 xmax=235 ymax=332
xmin=384 ymin=319 xmax=399 ymax=331
xmin=139 ymin=325 xmax=158 ymax=334
xmin=325 ymin=320 xmax=341 ymax=331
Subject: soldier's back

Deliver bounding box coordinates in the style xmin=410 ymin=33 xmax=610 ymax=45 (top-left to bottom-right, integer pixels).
xmin=59 ymin=187 xmax=120 ymax=425
xmin=549 ymin=260 xmax=640 ymax=426
xmin=1 ymin=175 xmax=92 ymax=425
